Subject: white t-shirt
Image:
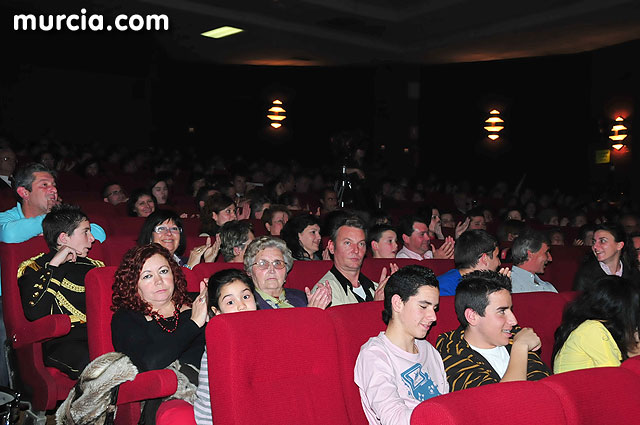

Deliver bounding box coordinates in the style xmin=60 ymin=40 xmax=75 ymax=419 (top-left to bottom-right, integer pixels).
xmin=354 ymin=332 xmax=448 ymax=425
xmin=468 ymin=344 xmax=510 ymax=378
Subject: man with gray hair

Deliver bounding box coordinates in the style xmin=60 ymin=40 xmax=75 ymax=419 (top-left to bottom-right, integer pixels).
xmin=219 ymin=220 xmax=255 ymax=263
xmin=510 ymin=229 xmax=557 ymax=293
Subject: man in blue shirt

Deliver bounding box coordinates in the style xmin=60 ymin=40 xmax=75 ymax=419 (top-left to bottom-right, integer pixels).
xmin=437 ymin=230 xmax=506 ymax=296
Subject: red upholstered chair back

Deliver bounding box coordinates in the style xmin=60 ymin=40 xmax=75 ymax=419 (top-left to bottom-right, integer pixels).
xmin=286 ymin=260 xmax=333 ymax=291
xmin=511 ymin=292 xmax=570 ymax=367
xmin=541 ymin=259 xmax=581 ymax=292
xmin=327 ymin=301 xmax=386 ymax=425
xmin=0 ymin=237 xmax=76 ymax=410
xmin=420 ymin=259 xmax=456 ymax=276
xmin=411 ymin=380 xmax=567 ymax=425
xmin=206 ymin=308 xmax=351 ymax=425
xmin=540 ymin=366 xmax=640 ymax=425
xmin=85 ymin=266 xmax=118 ymax=359
xmin=108 ymin=216 xmax=146 ymax=236
xmin=101 ymin=234 xmax=137 ymax=266
xmin=191 ymin=262 xmax=244 ymax=285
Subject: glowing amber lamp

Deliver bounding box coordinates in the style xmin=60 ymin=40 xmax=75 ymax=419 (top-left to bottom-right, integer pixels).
xmin=268 ymin=99 xmax=286 ymax=129
xmin=609 ymin=116 xmax=628 ymax=150
xmin=485 ymin=109 xmax=503 ymax=141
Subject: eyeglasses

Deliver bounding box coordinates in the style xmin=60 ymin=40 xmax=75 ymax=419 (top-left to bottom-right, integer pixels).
xmin=251 ymin=259 xmax=286 ymax=270
xmin=154 ymin=226 xmax=182 ymax=234
xmin=107 ymin=189 xmax=124 ymax=197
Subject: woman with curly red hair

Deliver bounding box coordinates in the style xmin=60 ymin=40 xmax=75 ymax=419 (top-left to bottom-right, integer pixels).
xmin=111 ymin=243 xmax=208 ymax=374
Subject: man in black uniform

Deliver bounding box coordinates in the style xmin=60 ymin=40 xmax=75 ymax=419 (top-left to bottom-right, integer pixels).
xmin=17 ymin=204 xmax=104 ymax=378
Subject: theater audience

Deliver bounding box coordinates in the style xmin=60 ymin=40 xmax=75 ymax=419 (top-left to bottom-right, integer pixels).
xmin=510 ymin=229 xmax=557 ymax=293
xmin=436 ymin=271 xmax=551 ymax=391
xmin=261 ymin=204 xmax=291 ymax=237
xmin=573 ymin=223 xmax=640 ymax=292
xmin=127 ymin=188 xmax=157 ymax=218
xmin=219 ymin=220 xmax=254 ymax=263
xmin=244 ymin=236 xmax=331 ymax=309
xmin=193 ymin=269 xmax=258 ymax=425
xmin=150 ymin=177 xmax=170 ymax=206
xmin=102 ymin=182 xmax=128 ymax=205
xmin=280 ymin=214 xmax=324 ymax=260
xmin=0 ymin=163 xmax=106 ymax=243
xmin=437 ymin=230 xmax=505 ymax=296
xmin=17 ymin=204 xmax=103 ymax=379
xmin=111 ymin=244 xmax=208 ymax=424
xmin=138 ymin=210 xmax=218 ymax=269
xmin=396 ymin=215 xmax=454 ymax=260
xmin=553 ymin=276 xmax=640 ymax=374
xmin=367 ymin=223 xmax=398 ymax=259
xmin=200 ymin=193 xmax=243 ymax=236
xmin=354 ymin=266 xmax=448 ymax=425
xmin=312 ymin=215 xmax=397 ymax=306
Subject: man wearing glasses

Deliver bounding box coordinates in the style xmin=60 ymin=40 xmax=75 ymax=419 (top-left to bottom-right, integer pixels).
xmin=102 ymin=182 xmax=128 ymax=206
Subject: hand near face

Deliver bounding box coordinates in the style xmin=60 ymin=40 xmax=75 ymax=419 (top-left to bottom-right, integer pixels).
xmin=237 ymin=202 xmax=251 ymax=220
xmin=49 ymin=245 xmax=80 ymax=267
xmin=455 ymin=218 xmax=470 ymax=239
xmin=190 ymin=279 xmax=209 ymax=328
xmin=513 ymin=327 xmax=541 ymax=352
xmin=305 ymin=281 xmax=332 ymax=309
xmin=374 ymin=263 xmax=399 ymax=301
xmin=498 ymin=267 xmax=511 ymax=279
xmin=203 ymin=236 xmax=221 ymax=263
xmin=321 ymin=247 xmax=331 ymax=260
xmin=433 ymin=237 xmax=455 ymax=259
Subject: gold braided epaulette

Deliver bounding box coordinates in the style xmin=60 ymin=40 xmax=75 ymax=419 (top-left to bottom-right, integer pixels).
xmin=87 ymin=258 xmax=105 ymax=268
xmin=17 ymin=253 xmax=46 ymax=279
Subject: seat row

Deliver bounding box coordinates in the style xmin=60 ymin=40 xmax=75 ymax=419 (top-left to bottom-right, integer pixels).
xmin=149 ymin=290 xmax=640 ymax=425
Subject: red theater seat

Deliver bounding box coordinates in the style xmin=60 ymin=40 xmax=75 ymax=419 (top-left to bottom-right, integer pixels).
xmin=411 ymin=380 xmax=567 ymax=425
xmin=207 ymin=308 xmax=351 ymax=425
xmin=85 ymin=267 xmax=179 ymax=425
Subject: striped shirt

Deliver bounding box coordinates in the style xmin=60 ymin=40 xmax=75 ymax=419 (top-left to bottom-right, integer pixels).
xmin=193 ymin=348 xmax=212 ymax=425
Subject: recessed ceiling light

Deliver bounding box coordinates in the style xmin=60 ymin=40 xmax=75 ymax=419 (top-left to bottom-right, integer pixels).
xmin=201 ymin=26 xmax=243 ymax=39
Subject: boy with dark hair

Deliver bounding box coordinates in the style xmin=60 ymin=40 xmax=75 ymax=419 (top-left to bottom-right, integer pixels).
xmin=354 ymin=265 xmax=448 ymax=425
xmin=367 ymin=223 xmax=398 ymax=259
xmin=18 ymin=204 xmax=104 ymax=378
xmin=436 ymin=271 xmax=550 ymax=391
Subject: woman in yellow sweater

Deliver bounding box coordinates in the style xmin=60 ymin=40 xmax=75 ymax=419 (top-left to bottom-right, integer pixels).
xmin=553 ymin=276 xmax=640 ymax=374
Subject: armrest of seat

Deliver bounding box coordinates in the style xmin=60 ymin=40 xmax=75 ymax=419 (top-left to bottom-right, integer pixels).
xmin=156 ymin=400 xmax=195 ymax=425
xmin=12 ymin=314 xmax=71 ymax=349
xmin=117 ymin=370 xmax=178 ymax=404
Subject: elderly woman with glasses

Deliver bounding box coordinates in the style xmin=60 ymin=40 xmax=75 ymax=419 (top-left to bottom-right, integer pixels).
xmin=244 ymin=236 xmax=332 ymax=309
xmin=138 ymin=210 xmax=218 ymax=269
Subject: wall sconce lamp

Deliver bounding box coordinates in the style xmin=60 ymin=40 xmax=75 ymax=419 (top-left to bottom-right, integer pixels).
xmin=609 ymin=116 xmax=628 ymax=150
xmin=484 ymin=109 xmax=504 ymax=141
xmin=268 ymin=100 xmax=286 ymax=129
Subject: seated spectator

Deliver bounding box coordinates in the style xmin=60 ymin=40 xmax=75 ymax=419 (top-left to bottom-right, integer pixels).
xmin=440 ymin=211 xmax=455 ymax=229
xmin=503 ymin=208 xmax=524 ymax=222
xmin=127 ymin=188 xmax=157 ymax=218
xmin=437 ymin=230 xmax=504 ymax=296
xmin=111 ymin=244 xmax=208 ymax=423
xmin=619 ymin=213 xmax=640 ymax=235
xmin=547 ymin=228 xmax=565 ymax=246
xmin=193 ymin=269 xmax=258 ymax=425
xmin=537 ymin=208 xmax=560 ymax=226
xmin=417 ymin=204 xmax=444 ymax=240
xmin=553 ymin=276 xmax=640 ymax=374
xmin=570 ymin=212 xmax=588 ymax=228
xmin=0 ymin=146 xmax=16 ymax=193
xmin=200 ymin=193 xmax=245 ymax=236
xmin=497 ymin=219 xmax=526 ymax=243
xmin=319 ymin=188 xmax=339 ymax=215
xmin=278 ymin=192 xmax=302 ymax=211
xmin=467 ymin=207 xmax=487 ymax=231
xmin=510 ymin=229 xmax=557 ymax=293
xmin=261 ymin=204 xmax=290 ymax=237
xmin=576 ymin=223 xmax=596 ymax=246
xmin=482 ymin=207 xmax=494 ymax=224
xmin=368 ymin=223 xmax=398 ymax=259
xmin=396 ymin=215 xmax=454 ymax=260
xmin=219 ymin=220 xmax=255 ymax=263
xmin=573 ymin=223 xmax=640 ymax=292
xmin=280 ymin=214 xmax=324 ymax=260
xmin=194 ymin=185 xmax=217 ymax=213
xmin=138 ymin=210 xmax=218 ymax=269
xmin=248 ymin=192 xmax=271 ymax=220
xmin=354 ymin=265 xmax=448 ymax=425
xmin=436 ymin=271 xmax=550 ymax=391
xmin=150 ymin=177 xmax=170 ymax=206
xmin=18 ymin=204 xmax=104 ymax=378
xmin=312 ymin=215 xmax=396 ymax=306
xmin=102 ymin=182 xmax=128 ymax=206
xmin=0 ymin=163 xmax=106 ymax=243
xmin=630 ymin=231 xmax=640 ymax=263
xmin=244 ymin=236 xmax=331 ymax=309
xmin=370 ymin=209 xmax=392 ymax=226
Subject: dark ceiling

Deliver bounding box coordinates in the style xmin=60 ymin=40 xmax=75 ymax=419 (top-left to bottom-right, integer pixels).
xmin=5 ymin=0 xmax=640 ymax=67
xmin=133 ymin=0 xmax=640 ymax=66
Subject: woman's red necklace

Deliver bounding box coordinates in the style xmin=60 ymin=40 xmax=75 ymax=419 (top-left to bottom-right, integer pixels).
xmin=152 ymin=308 xmax=179 ymax=333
